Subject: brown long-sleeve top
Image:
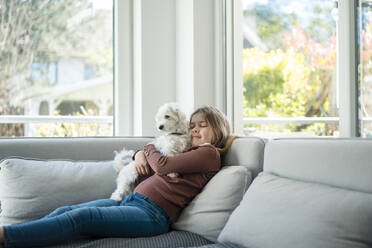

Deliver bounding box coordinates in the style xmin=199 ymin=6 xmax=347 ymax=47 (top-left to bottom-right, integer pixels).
xmin=133 ymin=143 xmax=221 ymax=223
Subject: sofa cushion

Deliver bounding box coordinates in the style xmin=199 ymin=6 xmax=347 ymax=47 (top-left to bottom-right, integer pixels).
xmin=0 ymin=157 xmax=117 ymax=226
xmin=264 ymin=138 xmax=372 ymax=193
xmin=221 ymin=137 xmax=265 ymax=178
xmin=173 ymin=166 xmax=251 ymax=242
xmin=218 ymin=172 xmax=372 ymax=248
xmin=43 ymin=231 xmax=213 ymax=248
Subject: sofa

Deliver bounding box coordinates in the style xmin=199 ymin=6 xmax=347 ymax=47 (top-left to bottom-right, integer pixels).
xmin=0 ymin=137 xmax=372 ymax=248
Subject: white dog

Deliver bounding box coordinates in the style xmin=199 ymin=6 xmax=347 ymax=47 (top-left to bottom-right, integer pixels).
xmin=110 ymin=103 xmax=190 ymax=202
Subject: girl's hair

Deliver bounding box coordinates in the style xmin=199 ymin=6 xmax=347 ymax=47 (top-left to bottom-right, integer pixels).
xmin=190 ymin=106 xmax=238 ymax=154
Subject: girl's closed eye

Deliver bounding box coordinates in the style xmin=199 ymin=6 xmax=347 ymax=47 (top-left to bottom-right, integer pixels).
xmin=199 ymin=122 xmax=208 ymax=128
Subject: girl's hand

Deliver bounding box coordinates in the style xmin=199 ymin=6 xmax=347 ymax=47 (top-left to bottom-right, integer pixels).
xmin=134 ymin=151 xmax=151 ymax=176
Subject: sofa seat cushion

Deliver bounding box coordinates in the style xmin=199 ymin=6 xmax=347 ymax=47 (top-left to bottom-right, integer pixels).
xmin=218 ymin=172 xmax=372 ymax=248
xmin=184 ymin=243 xmax=245 ymax=248
xmin=0 ymin=157 xmax=117 ymax=226
xmin=43 ymin=231 xmax=213 ymax=248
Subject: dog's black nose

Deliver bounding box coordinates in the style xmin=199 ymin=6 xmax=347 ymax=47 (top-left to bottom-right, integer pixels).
xmin=159 ymin=125 xmax=164 ymax=130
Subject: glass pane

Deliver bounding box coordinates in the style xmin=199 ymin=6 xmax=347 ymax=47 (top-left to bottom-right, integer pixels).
xmin=0 ymin=0 xmax=113 ymax=137
xmin=359 ymin=0 xmax=372 ymax=137
xmin=242 ymin=0 xmax=338 ymax=138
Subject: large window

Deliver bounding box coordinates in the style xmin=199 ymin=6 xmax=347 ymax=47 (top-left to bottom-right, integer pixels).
xmin=0 ymin=0 xmax=113 ymax=137
xmin=241 ymin=0 xmax=338 ymax=138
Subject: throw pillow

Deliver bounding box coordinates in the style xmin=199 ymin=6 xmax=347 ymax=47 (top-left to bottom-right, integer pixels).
xmin=218 ymin=172 xmax=372 ymax=248
xmin=0 ymin=157 xmax=117 ymax=226
xmin=172 ymin=166 xmax=252 ymax=242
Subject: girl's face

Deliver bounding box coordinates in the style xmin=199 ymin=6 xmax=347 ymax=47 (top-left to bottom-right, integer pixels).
xmin=189 ymin=113 xmax=214 ymax=147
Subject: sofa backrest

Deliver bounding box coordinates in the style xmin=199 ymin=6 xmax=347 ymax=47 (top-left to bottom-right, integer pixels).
xmin=0 ymin=137 xmax=266 ymax=176
xmin=219 ymin=138 xmax=372 ymax=248
xmin=222 ymin=137 xmax=265 ymax=178
xmin=264 ymin=138 xmax=372 ymax=193
xmin=0 ymin=137 xmax=153 ymax=161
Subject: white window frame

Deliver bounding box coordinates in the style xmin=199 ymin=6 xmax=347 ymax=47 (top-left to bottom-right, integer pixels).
xmin=230 ymin=0 xmax=360 ymax=137
xmin=114 ymin=0 xmax=134 ymax=136
xmin=224 ymin=0 xmax=244 ymax=135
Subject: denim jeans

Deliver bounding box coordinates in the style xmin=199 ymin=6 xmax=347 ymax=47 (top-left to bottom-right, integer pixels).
xmin=3 ymin=193 xmax=171 ymax=248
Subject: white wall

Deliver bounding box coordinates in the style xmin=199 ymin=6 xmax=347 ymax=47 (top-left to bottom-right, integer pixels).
xmin=115 ymin=0 xmax=222 ymax=136
xmin=193 ymin=0 xmax=216 ymax=109
xmin=140 ymin=0 xmax=176 ymax=136
xmin=176 ymin=0 xmax=194 ymax=117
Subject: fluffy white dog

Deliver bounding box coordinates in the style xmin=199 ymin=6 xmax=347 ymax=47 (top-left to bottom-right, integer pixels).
xmin=110 ymin=103 xmax=190 ymax=202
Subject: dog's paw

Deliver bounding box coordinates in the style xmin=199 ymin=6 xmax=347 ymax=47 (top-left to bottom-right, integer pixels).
xmin=110 ymin=191 xmax=123 ymax=202
xmin=167 ymin=172 xmax=179 ymax=178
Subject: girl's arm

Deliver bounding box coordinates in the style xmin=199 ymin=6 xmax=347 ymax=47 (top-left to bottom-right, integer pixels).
xmin=143 ymin=144 xmax=220 ymax=175
xmin=133 ymin=150 xmax=153 ymax=176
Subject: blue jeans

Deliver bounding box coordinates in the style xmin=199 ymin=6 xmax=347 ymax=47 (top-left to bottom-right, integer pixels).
xmin=3 ymin=193 xmax=170 ymax=248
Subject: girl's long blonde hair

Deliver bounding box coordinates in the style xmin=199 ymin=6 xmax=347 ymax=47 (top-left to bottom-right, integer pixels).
xmin=190 ymin=106 xmax=238 ymax=154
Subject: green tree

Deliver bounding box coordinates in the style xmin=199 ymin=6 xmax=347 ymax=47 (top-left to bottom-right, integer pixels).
xmin=244 ymin=63 xmax=285 ymax=109
xmin=245 ymin=3 xmax=288 ymax=50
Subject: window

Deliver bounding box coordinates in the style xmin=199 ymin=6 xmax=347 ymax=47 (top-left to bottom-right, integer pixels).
xmin=359 ymin=0 xmax=372 ymax=137
xmin=240 ymin=0 xmax=338 ymax=138
xmin=0 ymin=0 xmax=113 ymax=137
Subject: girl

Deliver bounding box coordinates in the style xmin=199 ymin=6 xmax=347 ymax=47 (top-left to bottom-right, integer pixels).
xmin=0 ymin=106 xmax=236 ymax=248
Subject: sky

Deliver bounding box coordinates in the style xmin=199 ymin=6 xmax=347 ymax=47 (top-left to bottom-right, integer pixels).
xmin=90 ymin=0 xmax=112 ymax=10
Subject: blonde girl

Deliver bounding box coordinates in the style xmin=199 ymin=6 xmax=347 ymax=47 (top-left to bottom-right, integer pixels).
xmin=0 ymin=106 xmax=236 ymax=248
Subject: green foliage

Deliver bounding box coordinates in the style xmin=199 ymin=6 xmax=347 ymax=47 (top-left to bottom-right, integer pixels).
xmin=243 ymin=46 xmax=336 ymax=135
xmin=243 ymin=48 xmax=312 ymax=117
xmin=35 ymin=110 xmax=112 ymax=137
xmin=257 ymin=17 xmax=285 ymax=40
xmin=35 ymin=122 xmax=112 ymax=137
xmin=245 ymin=4 xmax=287 ymax=49
xmin=244 ymin=63 xmax=285 ymax=109
xmin=245 ymin=1 xmax=335 ymax=50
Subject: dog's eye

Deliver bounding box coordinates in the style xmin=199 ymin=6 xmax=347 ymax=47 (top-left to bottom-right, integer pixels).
xmin=164 ymin=115 xmax=170 ymax=119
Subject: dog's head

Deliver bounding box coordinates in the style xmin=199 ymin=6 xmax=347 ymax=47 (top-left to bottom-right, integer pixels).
xmin=155 ymin=103 xmax=188 ymax=134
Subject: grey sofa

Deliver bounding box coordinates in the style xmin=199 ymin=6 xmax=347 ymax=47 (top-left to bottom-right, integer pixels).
xmin=1 ymin=137 xmax=372 ymax=248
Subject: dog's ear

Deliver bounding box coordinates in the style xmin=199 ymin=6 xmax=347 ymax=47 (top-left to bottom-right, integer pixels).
xmin=175 ymin=110 xmax=189 ymax=133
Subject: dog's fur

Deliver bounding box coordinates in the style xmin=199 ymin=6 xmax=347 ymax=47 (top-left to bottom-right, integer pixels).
xmin=110 ymin=103 xmax=190 ymax=202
